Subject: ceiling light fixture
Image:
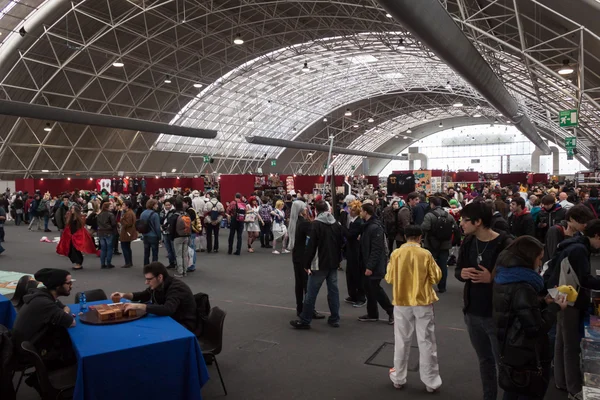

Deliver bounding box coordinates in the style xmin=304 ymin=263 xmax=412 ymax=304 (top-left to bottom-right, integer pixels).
xmin=323 ymin=117 xmax=327 ymax=122
xmin=344 ymin=108 xmax=352 ymax=116
xmin=302 ymin=62 xmax=310 ymax=72
xmin=171 ymin=168 xmax=177 ymax=173
xmin=44 ymin=123 xmax=52 ymax=132
xmin=155 ymin=175 xmax=159 ymax=179
xmin=233 ymin=33 xmax=244 ymax=45
xmin=307 ymin=153 xmax=314 ymax=157
xmin=247 ymin=118 xmax=254 ymax=125
xmin=471 ymin=136 xmax=475 ymax=141
xmin=164 ymin=75 xmax=172 ymax=83
xmin=353 ymin=124 xmax=359 ymax=128
xmin=494 ymin=118 xmax=499 ymax=124
xmin=453 ymin=102 xmax=463 ymax=107
xmin=398 ymin=38 xmax=406 ymax=50
xmin=42 ymin=169 xmax=49 ymax=172
xmin=476 ymin=105 xmax=481 ymax=109
xmin=439 ymin=122 xmax=443 ymax=127
xmin=89 ymin=177 xmax=93 ymax=181
xmin=403 ymin=136 xmax=408 ymax=139
xmin=406 ymin=128 xmax=412 ymax=134
xmin=445 ymin=81 xmax=452 ymax=90
xmin=558 ymin=59 xmax=574 ymax=75
xmin=292 ymin=126 xmax=297 ymax=132
xmin=67 ymin=177 xmax=71 ymax=181
xmin=112 ymin=60 xmax=124 ymax=67
xmin=368 ymin=117 xmax=374 ymax=123
xmin=193 ymin=83 xmax=203 ymax=88
xmin=40 ymin=178 xmax=43 ymax=181
xmin=385 ymin=13 xmax=392 ymax=18
xmin=473 ymin=113 xmax=482 ymax=118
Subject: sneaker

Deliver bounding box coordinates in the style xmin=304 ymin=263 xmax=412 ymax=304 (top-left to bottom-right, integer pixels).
xmin=106 ymin=264 xmax=116 ymax=269
xmin=569 ymin=392 xmax=583 ymax=400
xmin=272 ymin=250 xmax=280 ymax=255
xmin=344 ymin=297 xmax=355 ymax=304
xmin=353 ymin=301 xmax=367 ymax=308
xmin=388 ymin=315 xmax=395 ymax=325
xmin=426 ymin=386 xmax=439 ymax=393
xmin=213 ymin=250 xmax=219 ymax=253
xmin=313 ymin=311 xmax=325 ymax=319
xmin=187 ymin=267 xmax=196 ymax=272
xmin=327 ymin=321 xmax=340 ymax=328
xmin=233 ymin=252 xmax=240 ymax=256
xmin=289 ymin=320 xmax=310 ymax=330
xmin=166 ymin=264 xmax=176 ymax=269
xmin=358 ymin=315 xmax=378 ymax=322
xmin=100 ymin=265 xmax=107 ymax=269
xmin=393 ymin=383 xmax=404 ymax=390
xmin=44 ymin=229 xmax=51 ymax=232
xmin=283 ymin=249 xmax=290 ymax=254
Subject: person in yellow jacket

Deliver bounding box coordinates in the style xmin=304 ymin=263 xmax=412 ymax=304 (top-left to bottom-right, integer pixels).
xmin=385 ymin=224 xmax=443 ymax=393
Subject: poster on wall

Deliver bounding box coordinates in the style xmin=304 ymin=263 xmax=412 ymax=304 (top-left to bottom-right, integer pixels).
xmin=430 ymin=177 xmax=441 ymax=193
xmin=414 ymin=170 xmax=432 ymax=193
xmin=286 ymin=176 xmax=295 ymax=192
xmin=255 ymin=176 xmax=266 ymax=187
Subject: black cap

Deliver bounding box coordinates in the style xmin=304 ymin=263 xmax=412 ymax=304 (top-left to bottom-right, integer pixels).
xmin=34 ymin=268 xmax=70 ymax=290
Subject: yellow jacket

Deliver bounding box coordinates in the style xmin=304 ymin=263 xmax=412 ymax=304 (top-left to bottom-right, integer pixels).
xmin=384 ymin=242 xmax=442 ymax=306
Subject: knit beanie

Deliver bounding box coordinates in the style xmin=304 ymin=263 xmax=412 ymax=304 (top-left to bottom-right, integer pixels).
xmin=34 ymin=268 xmax=70 ymax=290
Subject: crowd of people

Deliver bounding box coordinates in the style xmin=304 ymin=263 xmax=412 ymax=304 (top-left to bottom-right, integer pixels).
xmin=2 ymin=179 xmax=600 ymax=399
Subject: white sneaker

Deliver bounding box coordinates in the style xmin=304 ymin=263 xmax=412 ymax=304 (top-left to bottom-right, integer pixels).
xmin=283 ymin=249 xmax=290 ymax=254
xmin=272 ymin=250 xmax=280 ymax=254
xmin=426 ymin=386 xmax=439 ymax=393
xmin=393 ymin=383 xmax=404 ymax=389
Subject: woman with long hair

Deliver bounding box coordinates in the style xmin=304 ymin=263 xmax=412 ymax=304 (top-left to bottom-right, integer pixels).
xmin=244 ymin=196 xmax=263 ymax=253
xmin=493 ymin=236 xmax=567 ymax=400
xmin=56 ymin=204 xmax=97 ymax=270
xmin=271 ymin=200 xmax=289 ymax=255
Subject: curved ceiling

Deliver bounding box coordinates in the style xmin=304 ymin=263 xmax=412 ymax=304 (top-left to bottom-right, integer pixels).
xmin=0 ymin=0 xmax=598 ymax=178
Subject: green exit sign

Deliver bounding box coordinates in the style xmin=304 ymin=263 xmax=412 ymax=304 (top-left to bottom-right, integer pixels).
xmin=567 ymin=148 xmax=574 ymax=160
xmin=203 ymin=155 xmax=210 ymax=163
xmin=559 ymin=109 xmax=578 ymax=127
xmin=565 ymin=137 xmax=576 ymax=148
xmin=270 ymin=159 xmax=276 ymax=167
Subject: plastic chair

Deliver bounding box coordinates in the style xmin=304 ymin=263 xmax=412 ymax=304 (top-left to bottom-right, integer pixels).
xmin=73 ymin=289 xmax=107 ymax=303
xmin=198 ymin=307 xmax=227 ymax=395
xmin=11 ymin=275 xmax=37 ymax=311
xmin=20 ymin=342 xmax=76 ymax=400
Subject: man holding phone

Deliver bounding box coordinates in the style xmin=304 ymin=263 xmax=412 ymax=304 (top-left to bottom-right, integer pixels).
xmin=455 ymin=201 xmax=512 ymax=400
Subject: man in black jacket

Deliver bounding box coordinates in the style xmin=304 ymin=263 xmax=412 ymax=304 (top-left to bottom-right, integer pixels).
xmin=537 ymin=195 xmax=566 ymax=241
xmin=290 ymin=200 xmax=343 ymax=329
xmin=508 ymin=197 xmax=535 ymax=237
xmin=545 ymin=220 xmax=600 ymax=399
xmin=113 ymin=262 xmax=197 ymax=331
xmin=455 ymin=202 xmax=512 ymax=400
xmin=12 ymin=268 xmax=76 ymax=369
xmin=357 ymin=203 xmax=394 ymax=325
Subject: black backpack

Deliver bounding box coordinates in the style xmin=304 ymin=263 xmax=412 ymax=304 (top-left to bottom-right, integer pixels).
xmin=430 ymin=210 xmax=454 ymax=241
xmin=193 ymin=293 xmax=211 ymax=336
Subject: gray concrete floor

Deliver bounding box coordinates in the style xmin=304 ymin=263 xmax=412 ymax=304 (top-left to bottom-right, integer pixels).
xmin=3 ymin=223 xmax=567 ymax=400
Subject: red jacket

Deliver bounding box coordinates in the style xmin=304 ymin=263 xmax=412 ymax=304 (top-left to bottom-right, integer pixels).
xmin=56 ymin=224 xmax=98 ymax=256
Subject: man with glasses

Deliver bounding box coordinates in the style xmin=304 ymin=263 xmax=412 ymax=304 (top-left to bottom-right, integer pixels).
xmin=111 ymin=262 xmax=198 ymax=331
xmin=12 ymin=268 xmax=77 ymax=370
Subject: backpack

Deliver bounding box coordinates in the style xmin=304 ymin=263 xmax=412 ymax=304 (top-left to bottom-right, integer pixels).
xmin=36 ymin=200 xmax=45 ymax=213
xmin=193 ymin=292 xmax=211 ymax=336
xmin=209 ymin=202 xmax=219 ymax=221
xmin=135 ymin=215 xmax=151 ymax=234
xmin=429 ymin=210 xmax=454 ymax=241
xmin=176 ymin=213 xmax=192 ymax=236
xmin=235 ymin=202 xmax=246 ymax=222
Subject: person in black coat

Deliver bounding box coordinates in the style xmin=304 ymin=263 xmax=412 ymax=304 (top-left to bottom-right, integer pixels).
xmin=358 ymin=203 xmax=394 ymax=324
xmin=508 ymin=197 xmax=535 ymax=238
xmin=493 ymin=236 xmax=566 ymax=400
xmin=536 ymin=195 xmax=566 ymax=241
xmin=342 ymin=200 xmax=365 ymax=306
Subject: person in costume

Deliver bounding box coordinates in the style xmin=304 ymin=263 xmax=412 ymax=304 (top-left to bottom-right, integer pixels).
xmin=56 ymin=204 xmax=98 ymax=270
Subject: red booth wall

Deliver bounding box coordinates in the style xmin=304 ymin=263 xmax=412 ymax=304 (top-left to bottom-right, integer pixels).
xmin=220 ymin=175 xmax=255 ymax=204
xmin=498 ymin=173 xmax=528 ymax=187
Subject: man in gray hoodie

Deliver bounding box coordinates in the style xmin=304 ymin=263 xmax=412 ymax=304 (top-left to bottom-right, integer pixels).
xmin=290 ymin=200 xmax=343 ymax=329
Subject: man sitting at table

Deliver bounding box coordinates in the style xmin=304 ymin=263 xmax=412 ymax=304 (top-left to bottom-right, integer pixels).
xmin=12 ymin=268 xmax=76 ymax=370
xmin=112 ymin=262 xmax=198 ymax=331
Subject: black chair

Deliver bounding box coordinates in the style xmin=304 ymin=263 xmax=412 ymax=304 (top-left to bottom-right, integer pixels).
xmin=20 ymin=342 xmax=76 ymax=400
xmin=198 ymin=307 xmax=227 ymax=395
xmin=11 ymin=275 xmax=37 ymax=311
xmin=73 ymin=289 xmax=107 ymax=303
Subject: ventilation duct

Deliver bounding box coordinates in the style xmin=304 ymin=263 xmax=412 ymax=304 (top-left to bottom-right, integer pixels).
xmin=377 ymin=0 xmax=551 ymax=154
xmin=0 ymin=100 xmax=217 ymax=139
xmin=245 ymin=136 xmax=407 ymax=160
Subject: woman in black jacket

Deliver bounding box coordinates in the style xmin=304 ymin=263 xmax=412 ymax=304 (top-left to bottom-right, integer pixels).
xmin=342 ymin=200 xmax=365 ymax=306
xmin=493 ymin=236 xmax=567 ymax=400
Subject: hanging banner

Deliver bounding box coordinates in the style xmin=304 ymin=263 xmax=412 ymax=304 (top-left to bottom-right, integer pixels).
xmin=286 ymin=176 xmax=295 ymax=192
xmin=430 ymin=177 xmax=441 ymax=193
xmin=414 ymin=170 xmax=432 ymax=193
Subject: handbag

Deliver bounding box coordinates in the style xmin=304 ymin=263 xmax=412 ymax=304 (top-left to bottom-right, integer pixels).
xmin=498 ymin=292 xmax=548 ymax=397
xmin=245 ymin=207 xmax=256 ymax=223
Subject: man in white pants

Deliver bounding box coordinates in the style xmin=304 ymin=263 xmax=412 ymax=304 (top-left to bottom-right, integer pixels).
xmin=385 ymin=224 xmax=442 ymax=392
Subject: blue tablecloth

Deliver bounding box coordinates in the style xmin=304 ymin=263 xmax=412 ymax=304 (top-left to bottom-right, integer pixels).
xmin=0 ymin=293 xmax=16 ymax=329
xmin=68 ymin=300 xmax=209 ymax=400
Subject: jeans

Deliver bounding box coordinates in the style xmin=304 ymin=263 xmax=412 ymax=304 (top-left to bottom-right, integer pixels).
xmin=163 ymin=234 xmax=176 ymax=265
xmin=143 ymin=235 xmax=159 ymax=266
xmin=228 ymin=221 xmax=244 ymax=254
xmin=299 ymin=268 xmax=340 ymax=325
xmin=121 ymin=241 xmax=133 ymax=265
xmin=44 ymin=215 xmax=49 ymax=230
xmin=364 ymin=278 xmax=394 ymax=319
xmin=15 ymin=212 xmax=22 ymax=226
xmin=430 ymin=249 xmax=449 ymax=291
xmin=205 ymin=223 xmax=220 ymax=251
xmin=464 ymin=313 xmax=500 ymax=400
xmin=293 ymin=260 xmax=308 ymax=315
xmin=28 ymin=216 xmax=41 ymax=230
xmin=99 ymin=234 xmax=114 ymax=266
xmin=260 ymin=221 xmax=273 ymax=246
xmin=173 ymin=236 xmax=189 ymax=275
xmin=188 ymin=233 xmax=197 ymax=269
